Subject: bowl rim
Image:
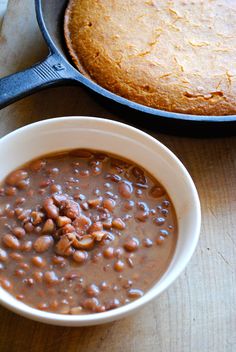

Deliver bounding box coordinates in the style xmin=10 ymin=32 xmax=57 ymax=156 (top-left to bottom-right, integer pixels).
xmin=0 ymin=116 xmax=201 ymax=326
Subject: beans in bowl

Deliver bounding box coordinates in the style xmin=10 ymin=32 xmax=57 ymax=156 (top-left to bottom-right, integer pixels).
xmin=0 ymin=149 xmax=177 ymax=314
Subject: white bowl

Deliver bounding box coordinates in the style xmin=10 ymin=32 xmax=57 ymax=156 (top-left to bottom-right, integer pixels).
xmin=0 ymin=116 xmax=201 ymax=326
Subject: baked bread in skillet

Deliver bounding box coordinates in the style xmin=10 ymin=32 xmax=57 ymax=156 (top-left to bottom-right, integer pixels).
xmin=64 ymin=0 xmax=236 ymax=115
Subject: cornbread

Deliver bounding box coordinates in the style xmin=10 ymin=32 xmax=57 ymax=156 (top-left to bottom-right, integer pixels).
xmin=64 ymin=0 xmax=236 ymax=115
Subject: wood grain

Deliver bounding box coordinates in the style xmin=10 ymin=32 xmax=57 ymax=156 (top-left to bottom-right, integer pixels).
xmin=0 ymin=1 xmax=236 ymax=351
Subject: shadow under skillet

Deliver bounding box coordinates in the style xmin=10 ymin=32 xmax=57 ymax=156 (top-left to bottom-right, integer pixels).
xmin=88 ymin=91 xmax=236 ymax=138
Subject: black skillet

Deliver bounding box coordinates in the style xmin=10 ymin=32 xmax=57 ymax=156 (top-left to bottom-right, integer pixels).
xmin=0 ymin=0 xmax=236 ymax=134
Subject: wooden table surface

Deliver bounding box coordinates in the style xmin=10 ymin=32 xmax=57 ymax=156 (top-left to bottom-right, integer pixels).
xmin=0 ymin=1 xmax=236 ymax=351
xmin=0 ymin=0 xmax=8 ymax=27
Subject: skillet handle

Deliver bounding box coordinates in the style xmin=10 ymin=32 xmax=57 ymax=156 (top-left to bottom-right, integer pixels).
xmin=0 ymin=54 xmax=72 ymax=109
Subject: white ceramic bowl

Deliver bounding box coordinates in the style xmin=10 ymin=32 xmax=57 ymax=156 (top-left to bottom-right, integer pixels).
xmin=0 ymin=116 xmax=201 ymax=326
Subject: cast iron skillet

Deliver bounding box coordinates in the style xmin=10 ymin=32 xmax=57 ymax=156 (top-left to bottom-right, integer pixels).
xmin=0 ymin=0 xmax=236 ymax=130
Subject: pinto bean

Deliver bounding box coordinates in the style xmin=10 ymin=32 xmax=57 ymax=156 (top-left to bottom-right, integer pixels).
xmin=91 ymin=164 xmax=102 ymax=175
xmin=0 ymin=248 xmax=8 ymax=262
xmin=153 ymin=217 xmax=165 ymax=226
xmin=23 ymin=277 xmax=35 ymax=287
xmin=73 ymin=215 xmax=91 ymax=231
xmin=21 ymin=240 xmax=32 ymax=252
xmin=62 ymin=224 xmax=75 ymax=234
xmin=62 ymin=199 xmax=81 ymax=219
xmin=74 ymin=236 xmax=94 ymax=250
xmin=123 ymin=200 xmax=135 ymax=210
xmin=88 ymin=197 xmax=102 ymax=208
xmin=31 ymin=256 xmax=46 ymax=268
xmin=132 ymin=166 xmax=144 ymax=178
xmin=73 ymin=250 xmax=88 ymax=264
xmin=94 ymin=153 xmax=107 ymax=161
xmin=149 ymin=185 xmax=165 ymax=198
xmin=135 ymin=210 xmax=149 ymax=222
xmin=91 ymin=231 xmax=108 ymax=242
xmin=2 ymin=234 xmax=20 ymax=250
xmin=52 ymin=255 xmax=66 ymax=266
xmin=14 ymin=197 xmax=26 ymax=206
xmin=24 ymin=222 xmax=34 ymax=233
xmin=159 ymin=229 xmax=169 ymax=237
xmin=86 ymin=284 xmax=100 ymax=297
xmin=55 ymin=235 xmax=74 ymax=256
xmin=14 ymin=269 xmax=26 ymax=277
xmin=5 ymin=170 xmax=28 ymax=187
xmin=17 ymin=179 xmax=30 ymax=190
xmin=46 ymin=167 xmax=59 ymax=176
xmin=17 ymin=209 xmax=30 ymax=223
xmin=19 ymin=263 xmax=30 ymax=271
xmin=33 ymin=236 xmax=53 ymax=253
xmin=114 ymin=260 xmax=125 ymax=272
xmin=89 ymin=221 xmax=103 ymax=233
xmin=39 ymin=179 xmax=51 ymax=188
xmin=12 ymin=227 xmax=26 ymax=239
xmin=142 ymin=238 xmax=153 ymax=247
xmin=103 ymin=198 xmax=116 ymax=212
xmin=105 ymin=298 xmax=120 ymax=310
xmin=52 ymin=194 xmax=68 ymax=205
xmin=118 ymin=181 xmax=133 ymax=199
xmin=111 ymin=158 xmax=130 ymax=169
xmin=5 ymin=207 xmax=15 ymax=218
xmin=5 ymin=187 xmax=17 ymax=196
xmin=156 ymin=235 xmax=165 ymax=245
xmin=33 ymin=271 xmax=43 ymax=283
xmin=29 ymin=159 xmax=46 ymax=172
xmin=138 ymin=202 xmax=149 ymax=212
xmin=1 ymin=278 xmax=12 ymax=291
xmin=16 ymin=294 xmax=25 ymax=300
xmin=112 ymin=218 xmax=126 ymax=230
xmin=103 ymin=247 xmax=114 ymax=259
xmin=37 ymin=302 xmax=49 ymax=311
xmin=42 ymin=219 xmax=55 ymax=234
xmin=44 ymin=271 xmax=59 ymax=284
xmin=9 ymin=252 xmax=23 ymax=261
xmin=123 ymin=237 xmax=139 ymax=252
xmin=57 ymin=216 xmax=71 ymax=227
xmin=43 ymin=198 xmax=59 ymax=219
xmin=80 ymin=170 xmax=90 ymax=177
xmin=31 ymin=211 xmax=44 ymax=225
xmin=103 ymin=218 xmax=113 ymax=229
xmin=100 ymin=281 xmax=110 ymax=290
xmin=82 ymin=297 xmax=100 ymax=312
xmin=162 ymin=200 xmax=170 ymax=207
xmin=122 ymin=279 xmax=133 ymax=289
xmin=70 ymin=306 xmax=83 ymax=315
xmin=50 ymin=184 xmax=62 ymax=194
xmin=97 ymin=207 xmax=110 ymax=221
xmin=81 ymin=201 xmax=89 ymax=211
xmin=114 ymin=247 xmax=125 ymax=259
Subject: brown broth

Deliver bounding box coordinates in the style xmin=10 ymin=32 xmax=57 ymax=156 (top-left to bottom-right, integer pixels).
xmin=0 ymin=149 xmax=177 ymax=314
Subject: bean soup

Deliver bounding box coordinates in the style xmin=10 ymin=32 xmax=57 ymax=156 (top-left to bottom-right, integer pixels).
xmin=0 ymin=149 xmax=177 ymax=314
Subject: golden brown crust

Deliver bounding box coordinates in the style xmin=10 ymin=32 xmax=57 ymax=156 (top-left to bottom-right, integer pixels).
xmin=64 ymin=0 xmax=236 ymax=116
